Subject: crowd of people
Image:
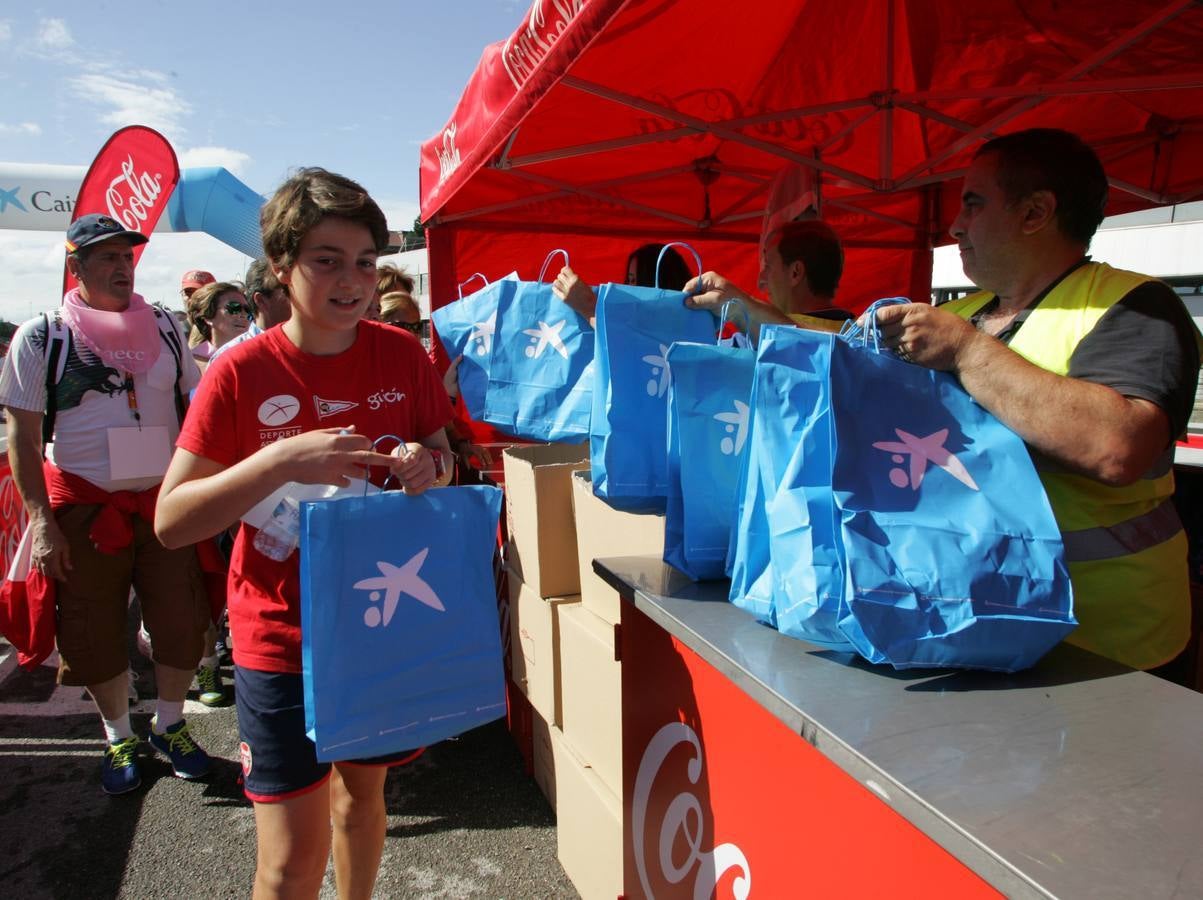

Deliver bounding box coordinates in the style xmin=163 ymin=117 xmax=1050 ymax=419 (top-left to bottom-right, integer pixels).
xmin=0 ymin=126 xmax=1198 ymax=899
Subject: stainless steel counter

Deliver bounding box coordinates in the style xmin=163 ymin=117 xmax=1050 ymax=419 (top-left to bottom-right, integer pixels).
xmin=595 ymin=555 xmax=1203 ymax=900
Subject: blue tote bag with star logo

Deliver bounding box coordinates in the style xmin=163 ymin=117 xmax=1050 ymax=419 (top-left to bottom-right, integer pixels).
xmin=480 ymin=251 xmax=594 ymax=443
xmin=589 ymin=245 xmax=716 ymax=512
xmin=663 ymin=337 xmax=756 ymax=580
xmin=762 ymin=301 xmax=1076 ymax=671
xmin=299 ymin=484 xmax=506 ymax=762
xmin=733 ymin=324 xmax=852 ymax=648
xmin=828 ymin=301 xmax=1075 ymax=670
xmin=430 ymin=274 xmax=518 ymax=422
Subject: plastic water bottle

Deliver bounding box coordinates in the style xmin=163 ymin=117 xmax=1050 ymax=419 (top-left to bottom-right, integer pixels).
xmin=253 ymin=496 xmax=301 ymax=561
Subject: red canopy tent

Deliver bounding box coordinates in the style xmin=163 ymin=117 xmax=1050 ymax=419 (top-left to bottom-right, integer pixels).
xmin=420 ymin=0 xmax=1203 ymax=315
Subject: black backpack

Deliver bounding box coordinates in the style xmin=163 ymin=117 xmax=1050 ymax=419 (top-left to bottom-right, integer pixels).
xmin=41 ymin=305 xmax=186 ymax=447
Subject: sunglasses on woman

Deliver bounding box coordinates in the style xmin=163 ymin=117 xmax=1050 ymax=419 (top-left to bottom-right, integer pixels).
xmin=387 ymin=319 xmax=425 ymax=335
xmin=223 ymin=300 xmax=251 ymax=316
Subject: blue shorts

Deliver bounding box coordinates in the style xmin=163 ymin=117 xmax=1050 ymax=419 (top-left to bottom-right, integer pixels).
xmin=234 ymin=666 xmax=423 ymax=802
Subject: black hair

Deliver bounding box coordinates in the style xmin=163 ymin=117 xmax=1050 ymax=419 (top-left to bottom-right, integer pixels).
xmin=975 ymin=128 xmax=1108 ymax=246
xmin=772 ymin=220 xmax=843 ymax=298
xmin=627 ymin=244 xmax=692 ymax=290
xmin=244 ymin=257 xmax=281 ymax=303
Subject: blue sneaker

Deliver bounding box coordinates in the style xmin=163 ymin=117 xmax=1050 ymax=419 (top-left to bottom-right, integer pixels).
xmin=101 ymin=736 xmax=142 ymax=795
xmin=149 ymin=719 xmax=212 ymax=779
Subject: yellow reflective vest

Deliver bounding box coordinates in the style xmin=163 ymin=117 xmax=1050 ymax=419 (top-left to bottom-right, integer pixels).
xmin=942 ymin=262 xmax=1192 ymax=670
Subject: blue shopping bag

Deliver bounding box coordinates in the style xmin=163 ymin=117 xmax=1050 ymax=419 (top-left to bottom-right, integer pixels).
xmin=750 ymin=324 xmax=853 ymax=649
xmin=590 ymin=244 xmax=716 ymax=512
xmin=828 ymin=300 xmax=1076 ymax=671
xmin=430 ymin=274 xmax=518 ymax=422
xmin=724 ymin=359 xmax=778 ymax=625
xmin=481 ymin=251 xmax=593 ymax=443
xmin=300 ymin=484 xmax=506 ymax=762
xmin=663 ymin=313 xmax=756 ymax=580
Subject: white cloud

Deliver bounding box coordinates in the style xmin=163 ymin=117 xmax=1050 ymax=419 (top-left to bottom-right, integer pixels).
xmin=126 ymin=67 xmax=172 ymax=85
xmin=0 ymin=230 xmax=254 ymax=323
xmin=0 ymin=21 xmax=12 ymax=43
xmin=135 ymin=233 xmax=254 ymax=310
xmin=36 ymin=18 xmax=74 ymax=51
xmin=0 ymin=232 xmax=71 ymax=324
xmin=0 ymin=122 xmax=41 ymax=136
xmin=67 ymin=73 xmax=192 ymax=139
xmin=177 ymin=146 xmax=252 ymax=177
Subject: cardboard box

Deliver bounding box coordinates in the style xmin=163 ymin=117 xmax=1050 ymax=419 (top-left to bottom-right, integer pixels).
xmin=503 ymin=444 xmax=590 ymax=598
xmin=570 ymin=469 xmax=666 ymax=625
xmin=558 ymin=601 xmax=622 ymax=794
xmin=531 ymin=710 xmax=555 ymax=809
xmin=507 ymin=569 xmax=579 ymax=727
xmin=552 ymin=725 xmax=623 ymax=900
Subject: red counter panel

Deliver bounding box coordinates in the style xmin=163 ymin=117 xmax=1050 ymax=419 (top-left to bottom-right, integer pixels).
xmin=621 ymin=603 xmax=1002 ymax=899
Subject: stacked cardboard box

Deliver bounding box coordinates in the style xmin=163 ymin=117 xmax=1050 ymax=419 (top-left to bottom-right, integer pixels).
xmin=505 ymin=453 xmax=668 ymax=899
xmin=507 ymin=574 xmax=578 ymax=732
xmin=558 ymin=602 xmax=622 ymax=792
xmin=570 ymin=469 xmax=666 ymax=626
xmin=500 ymin=444 xmax=587 ymax=807
xmin=548 ymin=726 xmax=623 ymax=900
xmin=542 ymin=470 xmax=666 ymax=897
xmin=503 ymin=443 xmax=589 ymax=598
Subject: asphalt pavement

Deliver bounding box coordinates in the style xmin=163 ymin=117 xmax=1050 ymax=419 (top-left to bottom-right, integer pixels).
xmin=0 ymin=636 xmax=577 ymax=899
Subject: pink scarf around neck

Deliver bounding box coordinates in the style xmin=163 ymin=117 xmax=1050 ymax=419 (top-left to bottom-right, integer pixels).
xmin=60 ymin=288 xmax=161 ymax=374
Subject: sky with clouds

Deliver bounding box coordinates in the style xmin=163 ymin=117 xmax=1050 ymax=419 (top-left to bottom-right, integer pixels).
xmin=0 ymin=1 xmax=528 ymax=322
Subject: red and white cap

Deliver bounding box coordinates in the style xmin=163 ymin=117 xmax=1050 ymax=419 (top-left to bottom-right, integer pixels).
xmin=181 ymin=270 xmax=216 ymax=291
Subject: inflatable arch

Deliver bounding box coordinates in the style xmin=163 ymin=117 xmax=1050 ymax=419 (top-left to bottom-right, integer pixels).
xmin=0 ymin=162 xmax=265 ymax=258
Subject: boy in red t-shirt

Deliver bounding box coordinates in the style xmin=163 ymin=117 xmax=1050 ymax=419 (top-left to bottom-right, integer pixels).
xmin=156 ymin=168 xmax=454 ymax=899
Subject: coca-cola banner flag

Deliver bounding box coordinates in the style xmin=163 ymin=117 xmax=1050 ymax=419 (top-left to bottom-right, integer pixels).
xmin=62 ymin=125 xmax=180 ymax=295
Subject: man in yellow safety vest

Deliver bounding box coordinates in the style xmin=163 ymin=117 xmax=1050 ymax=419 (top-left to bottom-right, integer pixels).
xmin=874 ymin=127 xmax=1201 ymax=675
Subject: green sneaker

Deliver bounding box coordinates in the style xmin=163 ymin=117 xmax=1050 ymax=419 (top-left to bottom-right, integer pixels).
xmin=196 ymin=663 xmax=226 ymax=707
xmin=149 ymin=719 xmax=212 ymax=780
xmin=101 ymin=736 xmax=142 ymax=795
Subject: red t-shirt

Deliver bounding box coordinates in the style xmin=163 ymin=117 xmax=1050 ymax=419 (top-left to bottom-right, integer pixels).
xmin=177 ymin=321 xmax=453 ymax=673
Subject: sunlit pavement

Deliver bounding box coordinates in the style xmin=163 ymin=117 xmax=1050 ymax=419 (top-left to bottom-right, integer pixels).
xmin=0 ymin=637 xmax=575 ymax=898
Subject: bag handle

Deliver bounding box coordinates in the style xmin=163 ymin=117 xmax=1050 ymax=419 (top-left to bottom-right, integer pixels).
xmin=537 ymin=249 xmax=569 ymax=284
xmin=457 ymin=273 xmax=488 ymax=299
xmin=362 ymin=434 xmax=407 ymax=493
xmin=656 ymin=242 xmax=703 ymax=291
xmin=841 ymin=296 xmax=911 ymax=353
xmin=718 ymin=299 xmax=753 ymax=349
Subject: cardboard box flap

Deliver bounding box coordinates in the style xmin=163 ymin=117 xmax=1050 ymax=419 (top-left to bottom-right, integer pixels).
xmin=504 ymin=444 xmax=590 ymax=597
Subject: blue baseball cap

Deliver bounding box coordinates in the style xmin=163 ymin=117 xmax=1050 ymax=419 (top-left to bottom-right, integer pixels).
xmin=65 ymin=214 xmax=149 ymax=253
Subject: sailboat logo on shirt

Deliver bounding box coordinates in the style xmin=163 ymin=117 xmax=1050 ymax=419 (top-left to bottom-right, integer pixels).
xmin=314 ymin=396 xmax=359 ymax=419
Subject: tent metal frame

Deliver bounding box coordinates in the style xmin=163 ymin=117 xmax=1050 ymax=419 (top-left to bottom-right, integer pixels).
xmin=433 ymin=0 xmax=1203 ymax=233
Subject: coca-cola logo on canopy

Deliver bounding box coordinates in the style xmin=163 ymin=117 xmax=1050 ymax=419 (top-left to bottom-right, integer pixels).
xmin=502 ymin=0 xmax=585 ymax=89
xmin=437 ymin=123 xmax=463 ymax=187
